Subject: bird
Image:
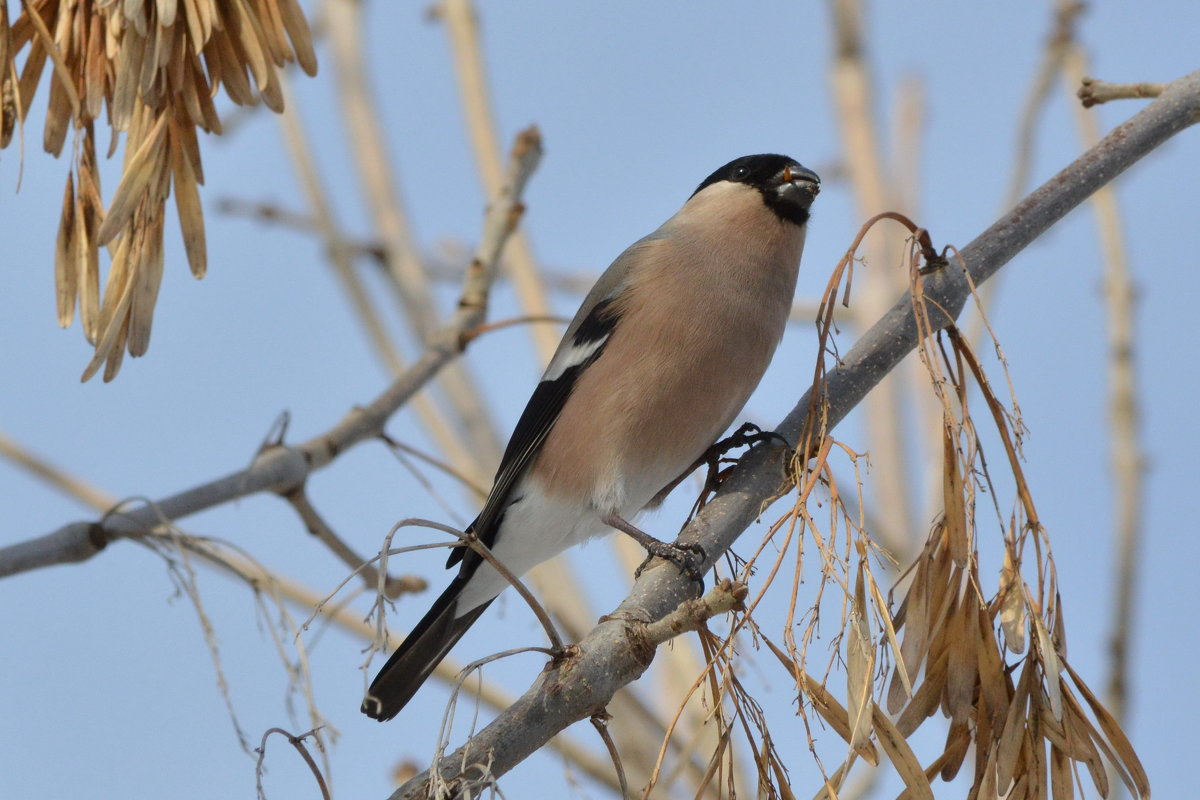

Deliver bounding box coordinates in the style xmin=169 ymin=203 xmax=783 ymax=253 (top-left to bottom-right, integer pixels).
xmin=361 ymin=153 xmax=820 ymax=721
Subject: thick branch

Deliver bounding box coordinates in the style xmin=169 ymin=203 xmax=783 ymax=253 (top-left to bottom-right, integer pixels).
xmin=392 ymin=68 xmax=1200 ymax=799
xmin=0 ymin=128 xmax=544 ymax=580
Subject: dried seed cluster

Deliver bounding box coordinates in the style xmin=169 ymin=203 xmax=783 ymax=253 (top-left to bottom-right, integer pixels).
xmin=2 ymin=0 xmax=317 ymax=380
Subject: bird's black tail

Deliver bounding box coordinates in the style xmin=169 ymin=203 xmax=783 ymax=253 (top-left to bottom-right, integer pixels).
xmin=361 ymin=576 xmax=492 ymax=721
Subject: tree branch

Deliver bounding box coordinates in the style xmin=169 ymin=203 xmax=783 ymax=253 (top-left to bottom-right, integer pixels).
xmin=391 ymin=67 xmax=1200 ymax=800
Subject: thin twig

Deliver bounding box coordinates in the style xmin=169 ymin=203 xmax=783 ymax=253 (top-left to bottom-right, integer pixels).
xmin=1078 ymin=78 xmax=1168 ymax=108
xmin=590 ymin=712 xmax=631 ymax=800
xmin=255 ymin=727 xmax=332 ymax=800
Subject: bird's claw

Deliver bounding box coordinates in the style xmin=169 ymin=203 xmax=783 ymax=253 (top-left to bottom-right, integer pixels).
xmin=634 ymin=540 xmax=707 ymax=586
xmin=720 ymin=422 xmax=789 ymax=453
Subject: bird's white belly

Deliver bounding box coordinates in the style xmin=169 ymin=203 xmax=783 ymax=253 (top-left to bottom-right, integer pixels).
xmin=455 ymin=481 xmax=611 ymax=612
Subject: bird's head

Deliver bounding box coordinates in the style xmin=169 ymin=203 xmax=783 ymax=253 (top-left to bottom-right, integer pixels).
xmin=691 ymin=154 xmax=820 ymax=226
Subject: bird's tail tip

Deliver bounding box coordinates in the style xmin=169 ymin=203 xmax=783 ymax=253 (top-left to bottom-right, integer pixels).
xmin=358 ymin=581 xmax=493 ymax=722
xmin=360 ymin=693 xmax=396 ymax=722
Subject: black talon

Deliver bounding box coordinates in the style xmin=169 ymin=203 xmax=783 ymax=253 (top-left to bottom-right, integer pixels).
xmin=708 ymin=422 xmax=790 ymax=465
xmin=633 ymin=539 xmax=707 ymax=586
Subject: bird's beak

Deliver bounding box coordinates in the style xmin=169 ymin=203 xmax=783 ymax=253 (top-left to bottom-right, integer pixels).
xmin=782 ymin=164 xmax=821 ymax=197
xmin=776 ymin=164 xmax=821 ymax=210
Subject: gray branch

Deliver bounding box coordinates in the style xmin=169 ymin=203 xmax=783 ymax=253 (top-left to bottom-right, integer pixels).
xmin=392 ymin=68 xmax=1200 ymax=799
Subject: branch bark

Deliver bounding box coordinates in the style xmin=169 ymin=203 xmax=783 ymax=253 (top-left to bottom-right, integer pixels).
xmin=391 ymin=68 xmax=1200 ymax=800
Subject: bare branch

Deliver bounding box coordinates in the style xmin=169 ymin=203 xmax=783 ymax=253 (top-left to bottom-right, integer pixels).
xmin=391 ymin=67 xmax=1200 ymax=799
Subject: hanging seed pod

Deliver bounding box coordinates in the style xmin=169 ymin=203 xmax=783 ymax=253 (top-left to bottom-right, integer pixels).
xmin=6 ymin=0 xmax=317 ymax=380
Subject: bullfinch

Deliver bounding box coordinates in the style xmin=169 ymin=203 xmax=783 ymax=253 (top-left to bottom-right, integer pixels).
xmin=362 ymin=153 xmax=820 ymax=721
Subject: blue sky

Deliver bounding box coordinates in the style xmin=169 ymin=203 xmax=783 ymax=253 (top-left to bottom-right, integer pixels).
xmin=2 ymin=2 xmax=1198 ymax=798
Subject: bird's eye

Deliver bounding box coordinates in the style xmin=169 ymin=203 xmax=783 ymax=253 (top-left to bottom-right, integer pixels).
xmin=732 ymin=165 xmax=750 ymax=181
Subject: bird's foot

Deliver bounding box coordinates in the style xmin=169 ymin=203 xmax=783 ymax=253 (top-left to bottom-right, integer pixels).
xmin=633 ymin=539 xmax=708 ymax=583
xmin=603 ymin=512 xmax=706 ymax=583
xmin=712 ymin=422 xmax=790 ymax=457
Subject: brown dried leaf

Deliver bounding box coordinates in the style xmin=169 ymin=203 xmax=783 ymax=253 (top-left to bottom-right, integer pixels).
xmin=894 ymin=647 xmax=947 ymax=737
xmin=1026 ymin=715 xmax=1048 ymax=800
xmin=871 ymin=704 xmax=933 ymax=800
xmin=1058 ymin=696 xmax=1109 ymax=798
xmin=1038 ymin=704 xmax=1088 ymax=762
xmin=43 ymin=61 xmax=71 ymax=155
xmin=158 ymin=0 xmax=180 ymax=29
xmin=180 ymin=0 xmax=207 ymax=52
xmin=1061 ymin=659 xmax=1150 ymax=797
xmin=0 ymin=0 xmax=9 ymax=71
xmin=938 ymin=720 xmax=970 ymax=782
xmin=1049 ymin=744 xmax=1073 ymax=800
xmin=947 ymin=587 xmax=979 ymax=726
xmin=83 ymin=234 xmax=136 ymax=381
xmin=228 ymin=0 xmax=270 ymax=92
xmin=102 ymin=314 xmax=130 ymax=382
xmin=252 ymin=0 xmax=289 ymax=64
xmin=973 ymin=604 xmax=1009 ymax=730
xmin=259 ymin=70 xmax=283 ymax=112
xmin=110 ymin=26 xmax=144 ymax=130
xmin=209 ymin=26 xmax=254 ymax=105
xmin=20 ymin=0 xmax=81 ymax=124
xmin=942 ymin=420 xmax=969 ymax=567
xmin=1067 ymin=688 xmax=1143 ymax=798
xmin=83 ymin=11 xmax=105 ymax=121
xmin=896 ymin=553 xmax=931 ymax=697
xmin=169 ymin=120 xmax=206 ymax=277
xmin=867 ymin=572 xmax=910 ymax=705
xmin=279 ymin=0 xmax=316 ymax=76
xmin=1 ymin=71 xmax=15 ymax=149
xmin=55 ymin=171 xmax=77 ymax=327
xmin=847 ymin=560 xmax=875 ymax=754
xmin=128 ymin=208 xmax=165 ymax=356
xmin=97 ymin=110 xmax=168 ymax=245
xmin=995 ymin=657 xmax=1034 ymax=791
xmin=998 ymin=546 xmax=1026 ymax=653
xmin=1032 ymin=614 xmax=1064 ymax=721
xmin=17 ymin=36 xmax=47 ymax=118
xmin=77 ymin=136 xmax=102 ymax=342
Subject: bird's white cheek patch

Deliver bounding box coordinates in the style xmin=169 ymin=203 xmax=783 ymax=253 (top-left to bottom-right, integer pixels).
xmin=542 ymin=336 xmax=609 ymax=381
